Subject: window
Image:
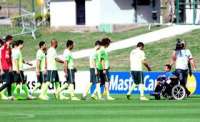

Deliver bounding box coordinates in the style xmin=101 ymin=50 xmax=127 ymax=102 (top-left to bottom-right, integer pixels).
xmin=137 ymin=0 xmax=150 ymax=5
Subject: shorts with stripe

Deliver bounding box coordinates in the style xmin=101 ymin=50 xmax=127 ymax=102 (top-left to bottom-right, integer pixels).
xmin=65 ymin=69 xmax=75 ymax=84
xmin=37 ymin=72 xmax=47 ymax=84
xmin=13 ymin=71 xmax=25 ymax=84
xmin=90 ymin=68 xmax=98 ymax=83
xmin=47 ymin=70 xmax=59 ymax=83
xmin=130 ymin=71 xmax=144 ymax=85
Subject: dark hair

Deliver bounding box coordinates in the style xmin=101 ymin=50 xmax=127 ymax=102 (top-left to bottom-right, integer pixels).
xmin=137 ymin=42 xmax=144 ymax=48
xmin=100 ymin=38 xmax=111 ymax=46
xmin=18 ymin=40 xmax=24 ymax=45
xmin=95 ymin=40 xmax=101 ymax=46
xmin=165 ymin=64 xmax=172 ymax=70
xmin=12 ymin=40 xmax=19 ymax=48
xmin=66 ymin=40 xmax=74 ymax=48
xmin=175 ymin=38 xmax=184 ymax=50
xmin=0 ymin=38 xmax=4 ymax=46
xmin=5 ymin=35 xmax=13 ymax=42
xmin=39 ymin=41 xmax=46 ymax=48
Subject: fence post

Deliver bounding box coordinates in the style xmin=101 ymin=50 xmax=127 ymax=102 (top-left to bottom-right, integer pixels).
xmin=176 ymin=0 xmax=180 ymax=24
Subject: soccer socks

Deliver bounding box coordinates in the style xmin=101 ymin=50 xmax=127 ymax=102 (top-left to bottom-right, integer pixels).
xmin=22 ymin=84 xmax=29 ymax=97
xmin=32 ymin=82 xmax=41 ymax=93
xmin=11 ymin=83 xmax=17 ymax=95
xmin=139 ymin=84 xmax=145 ymax=97
xmin=0 ymin=89 xmax=8 ymax=100
xmin=44 ymin=82 xmax=51 ymax=97
xmin=127 ymin=83 xmax=136 ymax=95
xmin=68 ymin=84 xmax=75 ymax=97
xmin=58 ymin=83 xmax=69 ymax=93
xmin=83 ymin=82 xmax=92 ymax=97
xmin=96 ymin=83 xmax=101 ymax=99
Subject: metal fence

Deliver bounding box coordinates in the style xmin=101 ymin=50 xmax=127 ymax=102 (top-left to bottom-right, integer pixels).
xmin=0 ymin=0 xmax=49 ymax=39
xmin=0 ymin=8 xmax=36 ymax=39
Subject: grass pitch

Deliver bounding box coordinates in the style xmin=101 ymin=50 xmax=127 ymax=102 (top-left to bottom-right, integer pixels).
xmin=0 ymin=95 xmax=200 ymax=122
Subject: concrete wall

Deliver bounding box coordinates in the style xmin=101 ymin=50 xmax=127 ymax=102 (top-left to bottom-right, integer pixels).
xmin=50 ymin=1 xmax=76 ymax=27
xmin=50 ymin=0 xmax=161 ymax=27
xmin=85 ymin=0 xmax=101 ymax=25
xmin=99 ymin=0 xmax=134 ymax=24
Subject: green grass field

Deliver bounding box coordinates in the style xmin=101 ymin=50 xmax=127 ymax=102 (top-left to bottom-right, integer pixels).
xmin=76 ymin=29 xmax=200 ymax=71
xmin=12 ymin=25 xmax=164 ymax=61
xmin=0 ymin=95 xmax=200 ymax=122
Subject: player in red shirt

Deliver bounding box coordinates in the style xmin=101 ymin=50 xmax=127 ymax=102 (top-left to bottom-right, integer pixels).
xmin=0 ymin=35 xmax=13 ymax=99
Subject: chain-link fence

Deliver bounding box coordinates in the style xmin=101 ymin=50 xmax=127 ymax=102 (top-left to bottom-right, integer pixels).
xmin=0 ymin=0 xmax=50 ymax=39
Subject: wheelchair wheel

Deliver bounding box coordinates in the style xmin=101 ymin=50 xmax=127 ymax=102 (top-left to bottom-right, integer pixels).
xmin=171 ymin=85 xmax=186 ymax=100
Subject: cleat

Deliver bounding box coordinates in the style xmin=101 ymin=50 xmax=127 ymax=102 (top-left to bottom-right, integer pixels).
xmin=126 ymin=95 xmax=131 ymax=100
xmin=107 ymin=96 xmax=115 ymax=100
xmin=71 ymin=96 xmax=80 ymax=101
xmin=60 ymin=94 xmax=69 ymax=100
xmin=39 ymin=95 xmax=49 ymax=100
xmin=140 ymin=96 xmax=149 ymax=101
xmin=27 ymin=95 xmax=36 ymax=100
xmin=91 ymin=95 xmax=97 ymax=100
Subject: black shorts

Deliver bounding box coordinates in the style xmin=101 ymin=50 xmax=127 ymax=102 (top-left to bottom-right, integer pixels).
xmin=2 ymin=70 xmax=13 ymax=84
xmin=131 ymin=71 xmax=144 ymax=85
xmin=47 ymin=70 xmax=59 ymax=82
xmin=97 ymin=69 xmax=110 ymax=85
xmin=66 ymin=69 xmax=75 ymax=84
xmin=90 ymin=68 xmax=97 ymax=83
xmin=37 ymin=72 xmax=47 ymax=84
xmin=13 ymin=71 xmax=25 ymax=84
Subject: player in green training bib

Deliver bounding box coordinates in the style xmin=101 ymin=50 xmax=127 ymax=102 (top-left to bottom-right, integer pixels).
xmin=57 ymin=40 xmax=80 ymax=101
xmin=46 ymin=39 xmax=66 ymax=100
xmin=33 ymin=41 xmax=48 ymax=100
xmin=96 ymin=38 xmax=115 ymax=100
xmin=82 ymin=40 xmax=101 ymax=100
xmin=12 ymin=40 xmax=35 ymax=100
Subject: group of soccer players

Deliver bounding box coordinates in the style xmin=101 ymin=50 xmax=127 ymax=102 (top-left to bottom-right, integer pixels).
xmin=0 ymin=35 xmax=116 ymax=101
xmin=0 ymin=35 xmax=195 ymax=101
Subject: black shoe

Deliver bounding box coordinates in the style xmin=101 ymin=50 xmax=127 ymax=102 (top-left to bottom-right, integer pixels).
xmin=126 ymin=95 xmax=131 ymax=100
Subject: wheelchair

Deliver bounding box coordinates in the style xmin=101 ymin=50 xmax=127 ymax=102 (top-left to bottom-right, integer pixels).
xmin=151 ymin=75 xmax=186 ymax=100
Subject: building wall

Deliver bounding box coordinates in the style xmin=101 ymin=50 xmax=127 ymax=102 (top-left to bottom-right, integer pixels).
xmin=50 ymin=1 xmax=76 ymax=27
xmin=99 ymin=0 xmax=134 ymax=24
xmin=85 ymin=0 xmax=101 ymax=25
xmin=50 ymin=0 xmax=160 ymax=27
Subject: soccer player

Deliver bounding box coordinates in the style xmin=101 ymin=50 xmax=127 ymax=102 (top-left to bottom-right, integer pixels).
xmin=46 ymin=39 xmax=66 ymax=100
xmin=170 ymin=39 xmax=196 ymax=96
xmin=0 ymin=38 xmax=8 ymax=100
xmin=33 ymin=41 xmax=48 ymax=100
xmin=57 ymin=40 xmax=80 ymax=100
xmin=126 ymin=42 xmax=151 ymax=101
xmin=12 ymin=40 xmax=34 ymax=100
xmin=0 ymin=35 xmax=13 ymax=100
xmin=96 ymin=38 xmax=114 ymax=100
xmin=82 ymin=40 xmax=101 ymax=100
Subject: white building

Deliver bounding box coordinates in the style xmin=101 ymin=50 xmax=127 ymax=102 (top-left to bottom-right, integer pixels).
xmin=50 ymin=0 xmax=161 ymax=27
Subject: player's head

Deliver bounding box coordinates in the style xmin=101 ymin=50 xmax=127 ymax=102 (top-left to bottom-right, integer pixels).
xmin=164 ymin=64 xmax=171 ymax=72
xmin=0 ymin=38 xmax=4 ymax=47
xmin=12 ymin=40 xmax=19 ymax=48
xmin=66 ymin=40 xmax=74 ymax=50
xmin=137 ymin=42 xmax=144 ymax=50
xmin=39 ymin=41 xmax=46 ymax=51
xmin=101 ymin=38 xmax=111 ymax=48
xmin=51 ymin=39 xmax=58 ymax=49
xmin=18 ymin=40 xmax=24 ymax=49
xmin=95 ymin=40 xmax=101 ymax=50
xmin=175 ymin=38 xmax=184 ymax=50
xmin=5 ymin=35 xmax=13 ymax=45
